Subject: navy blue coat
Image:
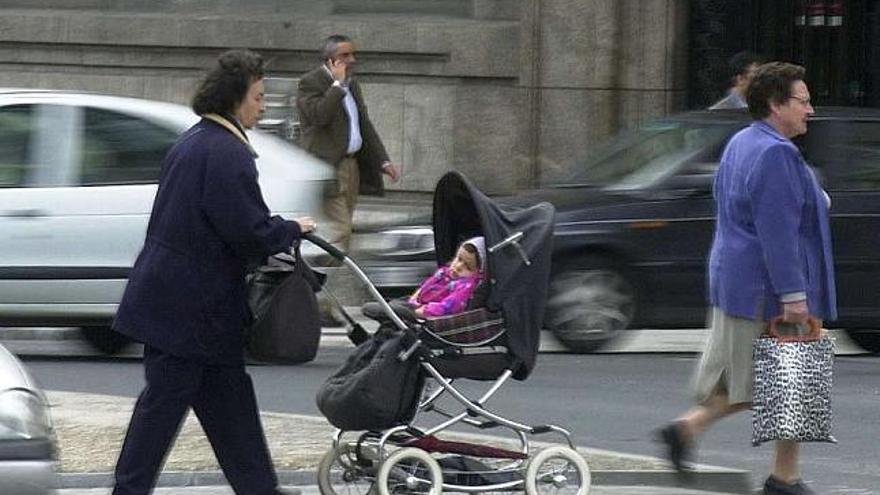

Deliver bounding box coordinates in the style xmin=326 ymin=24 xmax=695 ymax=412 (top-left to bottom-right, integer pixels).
xmin=113 ymin=118 xmax=301 ymax=364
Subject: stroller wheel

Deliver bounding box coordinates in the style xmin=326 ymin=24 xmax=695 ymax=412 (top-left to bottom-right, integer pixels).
xmin=524 ymin=446 xmax=591 ymax=495
xmin=376 ymin=447 xmax=442 ymax=495
xmin=317 ymin=443 xmax=377 ymax=495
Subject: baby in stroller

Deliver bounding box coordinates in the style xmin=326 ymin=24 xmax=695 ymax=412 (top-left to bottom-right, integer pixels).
xmin=362 ymin=236 xmax=487 ymax=323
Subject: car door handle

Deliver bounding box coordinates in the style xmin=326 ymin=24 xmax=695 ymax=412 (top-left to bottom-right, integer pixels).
xmin=2 ymin=209 xmax=50 ymax=218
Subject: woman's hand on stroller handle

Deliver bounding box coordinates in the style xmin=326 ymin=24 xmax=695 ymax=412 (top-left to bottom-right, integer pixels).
xmin=295 ymin=216 xmax=317 ymax=233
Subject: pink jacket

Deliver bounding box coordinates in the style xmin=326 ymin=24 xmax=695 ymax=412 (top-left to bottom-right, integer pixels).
xmin=408 ymin=266 xmax=482 ymax=317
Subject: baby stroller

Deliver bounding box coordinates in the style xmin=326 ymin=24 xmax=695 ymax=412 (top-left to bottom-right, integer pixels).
xmin=305 ymin=172 xmax=590 ymax=495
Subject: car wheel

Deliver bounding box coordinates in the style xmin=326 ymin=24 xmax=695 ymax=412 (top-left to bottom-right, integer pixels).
xmin=546 ymin=257 xmax=635 ymax=353
xmin=80 ymin=326 xmax=132 ymax=355
xmin=844 ymin=329 xmax=880 ymax=354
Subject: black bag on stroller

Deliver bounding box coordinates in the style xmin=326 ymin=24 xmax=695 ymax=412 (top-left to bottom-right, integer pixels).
xmin=245 ymin=243 xmax=325 ymax=364
xmin=316 ymin=328 xmax=425 ymax=431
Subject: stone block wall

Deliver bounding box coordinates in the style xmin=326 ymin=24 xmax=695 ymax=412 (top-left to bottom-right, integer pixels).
xmin=527 ymin=0 xmax=688 ymax=184
xmin=0 ymin=0 xmax=687 ymax=193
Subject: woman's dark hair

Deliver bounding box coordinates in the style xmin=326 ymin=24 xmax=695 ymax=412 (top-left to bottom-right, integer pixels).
xmin=462 ymin=242 xmax=481 ymax=271
xmin=745 ymin=62 xmax=806 ymax=120
xmin=192 ymin=49 xmax=265 ymax=116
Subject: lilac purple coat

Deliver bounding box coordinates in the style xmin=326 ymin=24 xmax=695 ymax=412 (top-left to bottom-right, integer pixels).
xmin=708 ymin=121 xmax=837 ymax=322
xmin=408 ymin=266 xmax=482 ymax=317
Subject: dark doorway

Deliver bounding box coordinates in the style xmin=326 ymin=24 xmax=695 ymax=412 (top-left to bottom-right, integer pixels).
xmin=688 ymin=0 xmax=879 ymax=108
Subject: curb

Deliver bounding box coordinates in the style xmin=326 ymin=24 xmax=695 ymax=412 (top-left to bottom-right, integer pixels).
xmin=57 ymin=468 xmax=752 ymax=493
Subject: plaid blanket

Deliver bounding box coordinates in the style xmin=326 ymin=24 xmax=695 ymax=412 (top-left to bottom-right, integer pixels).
xmin=423 ymin=308 xmax=505 ymax=346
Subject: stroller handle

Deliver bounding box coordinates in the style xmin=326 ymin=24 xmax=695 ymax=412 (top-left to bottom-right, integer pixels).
xmin=302 ymin=232 xmax=346 ymax=261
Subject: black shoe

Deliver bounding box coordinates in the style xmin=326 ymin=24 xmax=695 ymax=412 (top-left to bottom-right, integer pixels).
xmin=274 ymin=488 xmax=302 ymax=495
xmin=655 ymin=421 xmax=692 ymax=472
xmin=763 ymin=475 xmax=815 ymax=494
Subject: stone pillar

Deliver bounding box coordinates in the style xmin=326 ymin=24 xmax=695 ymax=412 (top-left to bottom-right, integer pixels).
xmin=526 ymin=0 xmax=689 ymax=185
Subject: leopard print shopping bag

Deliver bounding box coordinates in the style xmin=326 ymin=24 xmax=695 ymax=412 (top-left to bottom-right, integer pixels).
xmin=752 ymin=317 xmax=836 ymax=446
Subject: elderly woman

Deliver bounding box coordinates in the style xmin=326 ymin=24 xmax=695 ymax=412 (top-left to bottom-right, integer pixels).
xmin=658 ymin=62 xmax=836 ymax=495
xmin=111 ymin=50 xmax=312 ymax=495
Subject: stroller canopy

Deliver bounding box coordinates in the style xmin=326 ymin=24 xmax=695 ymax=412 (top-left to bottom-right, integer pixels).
xmin=432 ymin=172 xmax=555 ymax=379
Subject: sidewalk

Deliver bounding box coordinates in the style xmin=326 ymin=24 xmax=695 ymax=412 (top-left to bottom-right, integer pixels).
xmin=47 ymin=391 xmax=753 ymax=494
xmin=56 ymin=485 xmax=740 ymax=494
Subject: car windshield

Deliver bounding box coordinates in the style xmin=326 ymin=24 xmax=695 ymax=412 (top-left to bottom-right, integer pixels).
xmin=561 ymin=120 xmax=741 ymax=190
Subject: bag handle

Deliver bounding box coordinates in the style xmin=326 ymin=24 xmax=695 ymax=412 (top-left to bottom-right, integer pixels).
xmin=291 ymin=240 xmax=326 ymax=292
xmin=767 ymin=316 xmax=823 ymax=342
xmin=291 ymin=240 xmax=304 ymax=272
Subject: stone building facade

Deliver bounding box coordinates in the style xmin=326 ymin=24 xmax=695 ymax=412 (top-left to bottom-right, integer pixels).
xmin=0 ymin=0 xmax=688 ymax=194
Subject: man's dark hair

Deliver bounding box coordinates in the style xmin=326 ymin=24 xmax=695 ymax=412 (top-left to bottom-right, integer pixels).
xmin=745 ymin=62 xmax=806 ymax=120
xmin=728 ymin=51 xmax=764 ymax=82
xmin=191 ymin=49 xmax=265 ymax=116
xmin=320 ymin=34 xmax=353 ymax=60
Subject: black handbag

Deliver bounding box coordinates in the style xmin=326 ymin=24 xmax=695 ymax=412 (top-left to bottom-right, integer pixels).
xmin=316 ymin=327 xmax=425 ymax=431
xmin=245 ymin=243 xmax=325 ymax=364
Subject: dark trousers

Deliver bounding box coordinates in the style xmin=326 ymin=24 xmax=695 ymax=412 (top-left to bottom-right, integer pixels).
xmin=113 ymin=345 xmax=277 ymax=495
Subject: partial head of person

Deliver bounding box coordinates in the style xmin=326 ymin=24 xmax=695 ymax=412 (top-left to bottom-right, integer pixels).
xmin=320 ymin=34 xmax=356 ymax=74
xmin=449 ymin=236 xmax=486 ymax=279
xmin=728 ymin=51 xmax=764 ymax=97
xmin=746 ymin=62 xmax=814 ymax=139
xmin=191 ymin=49 xmax=265 ymax=129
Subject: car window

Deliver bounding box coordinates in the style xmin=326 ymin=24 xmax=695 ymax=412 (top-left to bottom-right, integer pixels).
xmin=78 ymin=108 xmax=178 ymax=185
xmin=565 ymin=121 xmax=740 ymax=190
xmin=0 ymin=105 xmax=34 ymax=187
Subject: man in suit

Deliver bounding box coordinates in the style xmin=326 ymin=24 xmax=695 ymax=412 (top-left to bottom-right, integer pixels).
xmin=297 ymin=34 xmax=400 ymax=255
xmin=709 ymin=51 xmax=764 ymax=110
xmin=112 ymin=49 xmax=312 ymax=495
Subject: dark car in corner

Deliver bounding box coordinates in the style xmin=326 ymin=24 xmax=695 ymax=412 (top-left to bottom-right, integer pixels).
xmin=530 ymin=107 xmax=880 ymax=353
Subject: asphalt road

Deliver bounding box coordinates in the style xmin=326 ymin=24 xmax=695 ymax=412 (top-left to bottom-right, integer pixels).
xmin=23 ymin=348 xmax=880 ymax=494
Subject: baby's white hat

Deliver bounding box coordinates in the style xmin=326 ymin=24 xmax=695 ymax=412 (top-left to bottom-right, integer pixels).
xmin=463 ymin=236 xmax=487 ymax=272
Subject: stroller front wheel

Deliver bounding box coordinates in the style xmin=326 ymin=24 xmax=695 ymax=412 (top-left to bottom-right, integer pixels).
xmin=317 ymin=443 xmax=377 ymax=495
xmin=376 ymin=447 xmax=442 ymax=495
xmin=524 ymin=446 xmax=591 ymax=495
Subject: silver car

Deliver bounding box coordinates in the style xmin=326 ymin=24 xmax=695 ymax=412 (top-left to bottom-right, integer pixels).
xmin=0 ymin=343 xmax=56 ymax=494
xmin=0 ymin=89 xmax=334 ymax=351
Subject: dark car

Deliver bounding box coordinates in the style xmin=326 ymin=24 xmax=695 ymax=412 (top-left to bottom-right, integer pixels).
xmin=529 ymin=107 xmax=880 ymax=352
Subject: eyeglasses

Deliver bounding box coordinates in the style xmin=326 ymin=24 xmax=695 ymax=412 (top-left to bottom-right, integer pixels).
xmin=789 ymin=95 xmax=812 ymax=106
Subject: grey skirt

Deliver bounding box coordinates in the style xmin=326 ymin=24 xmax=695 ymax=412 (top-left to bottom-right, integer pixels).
xmin=692 ymin=307 xmax=766 ymax=405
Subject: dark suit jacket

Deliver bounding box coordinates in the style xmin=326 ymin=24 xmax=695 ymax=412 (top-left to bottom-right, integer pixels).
xmin=113 ymin=118 xmax=302 ymax=364
xmin=296 ymin=66 xmax=389 ymax=196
